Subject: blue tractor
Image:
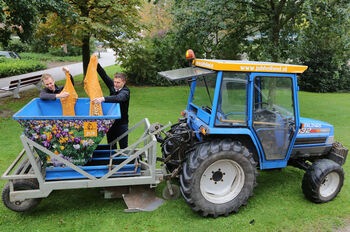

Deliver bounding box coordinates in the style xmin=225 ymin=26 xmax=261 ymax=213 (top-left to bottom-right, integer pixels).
xmin=157 ymin=50 xmax=348 ymax=217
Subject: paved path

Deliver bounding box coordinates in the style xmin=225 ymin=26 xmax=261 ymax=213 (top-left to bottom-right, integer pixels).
xmin=0 ymin=49 xmax=116 ymax=98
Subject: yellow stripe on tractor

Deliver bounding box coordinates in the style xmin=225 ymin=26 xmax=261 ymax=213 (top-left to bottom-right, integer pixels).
xmin=194 ymin=59 xmax=308 ymax=73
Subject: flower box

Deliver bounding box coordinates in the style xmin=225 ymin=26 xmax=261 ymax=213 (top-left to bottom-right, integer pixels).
xmin=13 ymin=98 xmax=121 ymax=166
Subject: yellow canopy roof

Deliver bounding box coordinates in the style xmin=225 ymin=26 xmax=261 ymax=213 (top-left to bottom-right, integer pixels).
xmin=194 ymin=59 xmax=308 ymax=74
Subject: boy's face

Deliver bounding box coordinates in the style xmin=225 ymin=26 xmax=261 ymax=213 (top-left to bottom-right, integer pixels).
xmin=114 ymin=77 xmax=125 ymax=90
xmin=43 ymin=77 xmax=56 ymax=91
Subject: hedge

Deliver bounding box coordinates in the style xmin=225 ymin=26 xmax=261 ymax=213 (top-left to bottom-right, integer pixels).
xmin=0 ymin=58 xmax=47 ymax=78
xmin=19 ymin=53 xmax=81 ymax=62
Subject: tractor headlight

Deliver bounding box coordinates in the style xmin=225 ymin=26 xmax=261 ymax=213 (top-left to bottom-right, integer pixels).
xmin=326 ymin=136 xmax=334 ymax=144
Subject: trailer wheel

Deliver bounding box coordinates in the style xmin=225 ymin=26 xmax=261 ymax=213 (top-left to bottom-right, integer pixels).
xmin=302 ymin=159 xmax=344 ymax=203
xmin=180 ymin=139 xmax=257 ymax=217
xmin=2 ymin=180 xmax=41 ymax=212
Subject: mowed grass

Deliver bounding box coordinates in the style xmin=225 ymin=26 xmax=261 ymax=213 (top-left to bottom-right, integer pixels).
xmin=0 ymin=65 xmax=349 ymax=232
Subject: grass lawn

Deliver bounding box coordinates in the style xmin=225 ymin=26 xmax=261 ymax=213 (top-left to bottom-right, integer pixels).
xmin=0 ymin=65 xmax=349 ymax=231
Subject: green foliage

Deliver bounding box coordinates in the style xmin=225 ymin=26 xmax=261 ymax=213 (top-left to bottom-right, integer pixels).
xmin=173 ymin=0 xmax=246 ymax=59
xmin=3 ymin=38 xmax=31 ymax=52
xmin=48 ymin=45 xmax=81 ymax=57
xmin=0 ymin=0 xmax=70 ymax=46
xmin=35 ymin=0 xmax=143 ymax=75
xmin=19 ymin=52 xmax=81 ymax=62
xmin=170 ymin=0 xmax=350 ymax=92
xmin=29 ymin=37 xmax=52 ymax=53
xmin=299 ymin=49 xmax=350 ymax=92
xmin=297 ymin=0 xmax=350 ymax=92
xmin=118 ymin=32 xmax=190 ymax=86
xmin=0 ymin=58 xmax=46 ymax=78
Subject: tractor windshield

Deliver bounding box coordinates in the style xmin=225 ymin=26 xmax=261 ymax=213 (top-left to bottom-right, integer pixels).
xmin=192 ymin=74 xmax=217 ymax=109
xmin=216 ymin=72 xmax=248 ymax=126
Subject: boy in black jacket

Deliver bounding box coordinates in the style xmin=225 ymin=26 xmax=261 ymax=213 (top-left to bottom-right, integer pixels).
xmin=93 ymin=63 xmax=130 ymax=149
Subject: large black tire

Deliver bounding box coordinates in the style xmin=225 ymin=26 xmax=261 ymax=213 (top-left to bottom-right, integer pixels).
xmin=2 ymin=179 xmax=42 ymax=212
xmin=180 ymin=139 xmax=257 ymax=217
xmin=302 ymin=159 xmax=344 ymax=203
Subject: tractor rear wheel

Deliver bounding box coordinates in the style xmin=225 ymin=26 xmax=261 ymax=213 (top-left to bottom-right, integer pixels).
xmin=2 ymin=179 xmax=41 ymax=212
xmin=180 ymin=139 xmax=257 ymax=217
xmin=302 ymin=159 xmax=344 ymax=203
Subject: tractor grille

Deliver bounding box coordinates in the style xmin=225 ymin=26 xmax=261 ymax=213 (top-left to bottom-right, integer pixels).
xmin=294 ymin=137 xmax=327 ymax=145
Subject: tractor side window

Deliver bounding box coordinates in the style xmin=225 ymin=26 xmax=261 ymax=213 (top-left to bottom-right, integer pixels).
xmin=253 ymin=76 xmax=294 ymax=119
xmin=192 ymin=74 xmax=217 ymax=111
xmin=216 ymin=72 xmax=247 ymax=126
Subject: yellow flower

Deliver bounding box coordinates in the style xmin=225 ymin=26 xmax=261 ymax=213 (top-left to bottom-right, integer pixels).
xmin=47 ymin=156 xmax=51 ymax=162
xmin=54 ymin=150 xmax=59 ymax=155
xmin=60 ymin=146 xmax=65 ymax=150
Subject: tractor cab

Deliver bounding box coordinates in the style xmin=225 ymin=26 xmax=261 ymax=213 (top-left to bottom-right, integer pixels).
xmin=159 ymin=52 xmax=328 ymax=170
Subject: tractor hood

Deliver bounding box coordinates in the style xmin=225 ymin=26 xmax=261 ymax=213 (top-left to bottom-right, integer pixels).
xmin=297 ymin=117 xmax=334 ymax=139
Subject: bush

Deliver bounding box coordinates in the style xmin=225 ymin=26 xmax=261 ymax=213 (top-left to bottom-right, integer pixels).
xmin=48 ymin=45 xmax=82 ymax=57
xmin=19 ymin=52 xmax=81 ymax=62
xmin=29 ymin=37 xmax=51 ymax=53
xmin=299 ymin=48 xmax=350 ymax=92
xmin=0 ymin=58 xmax=47 ymax=78
xmin=4 ymin=39 xmax=31 ymax=53
xmin=118 ymin=32 xmax=198 ymax=86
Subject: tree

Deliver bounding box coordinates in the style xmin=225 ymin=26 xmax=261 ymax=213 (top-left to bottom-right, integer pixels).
xmin=297 ymin=0 xmax=350 ymax=92
xmin=37 ymin=0 xmax=142 ymax=76
xmin=173 ymin=0 xmax=247 ymax=59
xmin=238 ymin=0 xmax=306 ymax=62
xmin=0 ymin=0 xmax=69 ymax=46
xmin=139 ymin=0 xmax=173 ymax=37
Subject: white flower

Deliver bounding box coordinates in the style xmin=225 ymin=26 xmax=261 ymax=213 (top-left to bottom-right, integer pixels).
xmin=73 ymin=144 xmax=80 ymax=150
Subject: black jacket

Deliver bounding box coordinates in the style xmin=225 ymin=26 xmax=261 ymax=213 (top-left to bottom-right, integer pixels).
xmin=97 ymin=63 xmax=129 ymax=124
xmin=40 ymin=74 xmax=74 ymax=100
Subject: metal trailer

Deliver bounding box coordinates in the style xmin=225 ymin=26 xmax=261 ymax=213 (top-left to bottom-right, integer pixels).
xmin=1 ymin=118 xmax=173 ymax=212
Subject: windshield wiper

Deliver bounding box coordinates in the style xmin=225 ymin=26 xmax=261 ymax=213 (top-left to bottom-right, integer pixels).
xmin=203 ymin=77 xmax=212 ymax=105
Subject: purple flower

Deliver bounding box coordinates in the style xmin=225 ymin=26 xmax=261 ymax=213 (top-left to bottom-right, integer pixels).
xmin=42 ymin=140 xmax=50 ymax=147
xmin=41 ymin=134 xmax=47 ymax=140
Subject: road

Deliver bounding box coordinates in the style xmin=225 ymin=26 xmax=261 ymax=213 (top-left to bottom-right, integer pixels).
xmin=0 ymin=49 xmax=116 ymax=98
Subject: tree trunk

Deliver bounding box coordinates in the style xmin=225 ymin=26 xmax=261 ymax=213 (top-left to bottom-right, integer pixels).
xmin=82 ymin=36 xmax=90 ymax=79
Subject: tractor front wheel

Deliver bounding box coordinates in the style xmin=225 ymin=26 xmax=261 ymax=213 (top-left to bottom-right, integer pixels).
xmin=302 ymin=159 xmax=344 ymax=203
xmin=180 ymin=139 xmax=257 ymax=217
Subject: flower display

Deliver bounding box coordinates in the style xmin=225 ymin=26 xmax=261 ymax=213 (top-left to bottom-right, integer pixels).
xmin=18 ymin=119 xmax=115 ymax=167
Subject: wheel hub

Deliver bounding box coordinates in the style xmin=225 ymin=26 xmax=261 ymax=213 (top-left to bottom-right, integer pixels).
xmin=319 ymin=171 xmax=340 ymax=198
xmin=210 ymin=169 xmax=225 ymax=183
xmin=15 ymin=201 xmax=22 ymax=206
xmin=200 ymin=159 xmax=245 ymax=204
